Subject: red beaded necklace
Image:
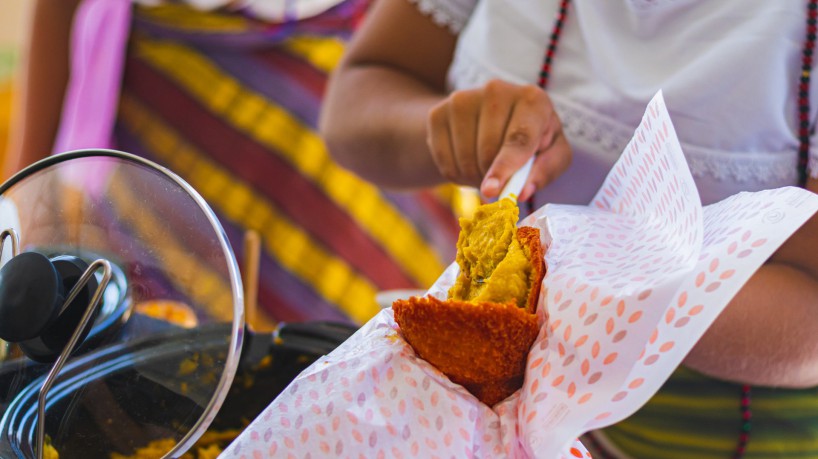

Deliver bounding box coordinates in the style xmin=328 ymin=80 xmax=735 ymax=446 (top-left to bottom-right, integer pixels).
xmin=799 ymin=0 xmax=817 ymax=186
xmin=536 ymin=1 xmax=818 ymax=458
xmin=539 ymin=0 xmax=814 ymax=189
xmin=537 ymin=0 xmax=570 ymax=89
xmin=525 ymin=0 xmax=570 ymax=216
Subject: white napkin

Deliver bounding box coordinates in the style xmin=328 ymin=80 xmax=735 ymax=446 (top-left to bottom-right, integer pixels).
xmin=220 ymin=90 xmax=818 ymax=458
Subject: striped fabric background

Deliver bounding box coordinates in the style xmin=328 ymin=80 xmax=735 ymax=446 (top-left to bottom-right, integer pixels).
xmin=112 ymin=1 xmax=471 ymax=327
xmin=588 ymin=366 xmax=818 ymax=458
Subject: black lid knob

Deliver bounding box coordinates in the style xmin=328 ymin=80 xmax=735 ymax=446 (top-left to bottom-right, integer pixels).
xmin=0 ymin=252 xmax=62 ymax=342
xmin=18 ymin=256 xmax=99 ymax=362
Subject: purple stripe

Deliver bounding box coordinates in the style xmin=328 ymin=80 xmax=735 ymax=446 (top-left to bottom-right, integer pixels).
xmin=221 ymin=221 xmax=355 ymax=324
xmin=114 ymin=124 xmax=358 ymax=324
xmin=131 ymin=0 xmax=364 ymax=49
xmin=92 ymin=190 xmax=198 ymax=310
xmin=382 ymin=190 xmax=458 ymax=264
xmin=201 ymin=48 xmax=321 ymax=126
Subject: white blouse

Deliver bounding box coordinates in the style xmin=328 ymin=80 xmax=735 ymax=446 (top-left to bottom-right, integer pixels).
xmin=410 ymin=0 xmax=818 ymax=205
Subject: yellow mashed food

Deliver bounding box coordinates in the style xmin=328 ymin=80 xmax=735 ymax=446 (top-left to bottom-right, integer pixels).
xmin=135 ymin=300 xmax=199 ymax=328
xmin=43 ymin=443 xmax=59 ymax=459
xmin=448 ymin=198 xmax=533 ymax=309
xmin=109 ymin=429 xmax=242 ymax=459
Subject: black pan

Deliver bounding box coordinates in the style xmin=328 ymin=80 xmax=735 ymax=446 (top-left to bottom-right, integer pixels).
xmin=0 ymin=318 xmax=356 ymax=458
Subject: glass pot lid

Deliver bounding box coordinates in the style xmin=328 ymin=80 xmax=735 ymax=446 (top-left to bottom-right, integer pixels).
xmin=0 ymin=150 xmax=244 ymax=458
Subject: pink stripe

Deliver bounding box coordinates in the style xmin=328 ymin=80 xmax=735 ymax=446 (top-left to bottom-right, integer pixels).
xmin=54 ymin=0 xmax=131 ymax=154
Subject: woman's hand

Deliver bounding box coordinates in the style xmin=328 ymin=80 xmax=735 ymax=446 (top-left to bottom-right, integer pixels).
xmin=426 ymin=79 xmax=572 ymax=201
xmin=322 ymin=0 xmax=571 ymax=197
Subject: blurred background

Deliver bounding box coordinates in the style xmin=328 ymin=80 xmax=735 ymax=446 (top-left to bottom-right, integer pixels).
xmin=0 ymin=0 xmax=31 ymax=165
xmin=0 ymin=0 xmax=480 ymax=328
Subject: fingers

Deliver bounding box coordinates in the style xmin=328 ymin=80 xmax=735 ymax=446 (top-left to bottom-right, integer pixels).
xmin=481 ymin=85 xmax=557 ymax=199
xmin=520 ymin=131 xmax=572 ymax=201
xmin=447 ymin=90 xmax=482 ymax=185
xmin=428 ymin=89 xmax=483 ymax=187
xmin=476 ymin=80 xmax=516 ymax=178
xmin=427 ymin=100 xmax=458 ymax=182
xmin=427 ymin=80 xmax=570 ymax=197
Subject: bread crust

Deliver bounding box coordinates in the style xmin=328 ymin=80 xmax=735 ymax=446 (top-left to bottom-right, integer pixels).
xmin=393 ymin=226 xmax=546 ymax=406
xmin=516 ymin=226 xmax=545 ymax=314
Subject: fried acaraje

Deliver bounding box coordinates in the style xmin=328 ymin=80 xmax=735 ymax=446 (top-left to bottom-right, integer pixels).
xmin=393 ymin=198 xmax=546 ymax=406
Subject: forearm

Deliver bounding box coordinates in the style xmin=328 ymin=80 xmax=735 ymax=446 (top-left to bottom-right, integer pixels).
xmin=318 ymin=0 xmax=459 ymax=189
xmin=320 ymin=62 xmax=447 ymax=190
xmin=685 ymin=182 xmax=818 ymax=387
xmin=683 ymin=261 xmax=818 ymax=387
xmin=4 ymin=0 xmax=80 ymax=179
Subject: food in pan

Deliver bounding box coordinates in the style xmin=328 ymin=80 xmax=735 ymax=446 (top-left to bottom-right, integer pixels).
xmin=43 ymin=439 xmax=59 ymax=459
xmin=135 ymin=299 xmax=199 ymax=328
xmin=102 ymin=323 xmax=336 ymax=459
xmin=109 ymin=430 xmax=240 ymax=459
xmin=393 ymin=197 xmax=545 ymax=405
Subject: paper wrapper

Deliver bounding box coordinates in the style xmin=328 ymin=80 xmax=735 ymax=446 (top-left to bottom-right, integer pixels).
xmin=220 ymin=91 xmax=818 ymax=458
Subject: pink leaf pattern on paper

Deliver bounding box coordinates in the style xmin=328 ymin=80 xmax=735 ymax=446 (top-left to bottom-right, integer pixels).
xmin=221 ymin=312 xmax=589 ymax=458
xmin=222 ymin=92 xmax=818 ymax=459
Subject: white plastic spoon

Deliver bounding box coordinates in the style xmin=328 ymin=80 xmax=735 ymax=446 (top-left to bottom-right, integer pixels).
xmin=499 ymin=156 xmax=535 ymax=201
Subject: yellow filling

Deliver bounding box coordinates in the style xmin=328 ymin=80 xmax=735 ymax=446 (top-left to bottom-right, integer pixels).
xmin=448 ymin=198 xmax=532 ymax=308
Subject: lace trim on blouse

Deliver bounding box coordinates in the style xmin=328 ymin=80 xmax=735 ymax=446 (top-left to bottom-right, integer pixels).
xmin=549 ymin=95 xmax=633 ymax=160
xmin=450 ymin=53 xmax=808 ymax=184
xmin=406 ymin=0 xmax=477 ymax=34
xmin=626 ymin=0 xmax=678 ymax=10
xmin=560 ymin=96 xmax=801 ymax=184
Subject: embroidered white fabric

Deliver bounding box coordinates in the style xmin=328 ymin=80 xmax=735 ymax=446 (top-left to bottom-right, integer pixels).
xmin=412 ymin=0 xmax=818 ymax=205
xmin=406 ymin=0 xmax=478 ymax=33
xmin=626 ymin=0 xmax=677 ymax=11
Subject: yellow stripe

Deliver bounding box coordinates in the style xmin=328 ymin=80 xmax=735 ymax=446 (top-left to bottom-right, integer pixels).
xmin=137 ymin=6 xmax=353 ymax=73
xmin=639 ymin=392 xmax=741 ymax=411
xmin=135 ymin=4 xmax=249 ymax=33
xmin=753 ymin=395 xmax=818 ymax=411
xmin=0 ymin=80 xmax=12 ymax=165
xmin=604 ymin=428 xmax=727 ymax=459
xmin=611 ymin=417 xmax=818 ymax=456
xmin=749 ymin=438 xmax=818 ymax=454
xmin=611 ymin=420 xmax=734 ymax=452
xmin=133 ymin=36 xmax=447 ymax=288
xmin=119 ymin=94 xmax=381 ymax=324
xmin=283 ymin=36 xmax=347 ymax=73
xmin=106 ymin=169 xmax=235 ymax=322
